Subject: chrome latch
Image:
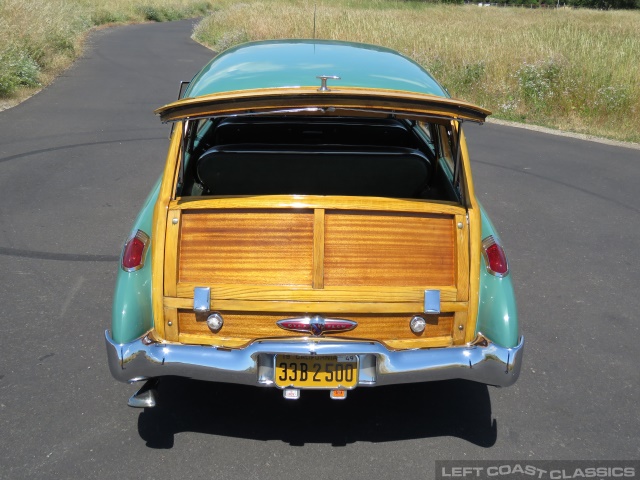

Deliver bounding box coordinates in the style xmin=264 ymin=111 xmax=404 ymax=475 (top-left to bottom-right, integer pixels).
xmin=423 ymin=289 xmax=441 ymax=314
xmin=193 ymin=287 xmax=211 ymax=312
xmin=317 ymin=75 xmax=340 ymax=92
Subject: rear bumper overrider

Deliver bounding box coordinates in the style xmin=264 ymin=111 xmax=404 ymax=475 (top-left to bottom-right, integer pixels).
xmin=105 ymin=330 xmax=524 ymax=388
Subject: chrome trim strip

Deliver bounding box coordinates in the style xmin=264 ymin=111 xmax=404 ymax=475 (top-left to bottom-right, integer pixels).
xmin=276 ymin=315 xmax=358 ymax=336
xmin=106 ymin=331 xmax=524 ymax=389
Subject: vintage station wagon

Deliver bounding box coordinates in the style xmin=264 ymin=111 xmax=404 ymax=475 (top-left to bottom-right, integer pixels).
xmin=105 ymin=40 xmax=524 ymax=406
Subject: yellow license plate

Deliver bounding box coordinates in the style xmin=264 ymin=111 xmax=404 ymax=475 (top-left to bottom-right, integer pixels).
xmin=275 ymin=355 xmax=358 ymax=389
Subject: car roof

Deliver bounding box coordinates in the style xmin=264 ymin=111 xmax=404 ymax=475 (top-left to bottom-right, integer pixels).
xmin=157 ymin=40 xmax=490 ymax=123
xmin=184 ymin=40 xmax=449 ymax=98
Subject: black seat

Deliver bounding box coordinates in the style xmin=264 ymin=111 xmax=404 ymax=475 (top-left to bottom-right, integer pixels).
xmin=213 ymin=117 xmax=417 ymax=147
xmin=196 ymin=144 xmax=431 ymax=198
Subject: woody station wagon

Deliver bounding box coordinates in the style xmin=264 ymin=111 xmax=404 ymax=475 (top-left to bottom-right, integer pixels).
xmin=105 ymin=40 xmax=524 ymax=406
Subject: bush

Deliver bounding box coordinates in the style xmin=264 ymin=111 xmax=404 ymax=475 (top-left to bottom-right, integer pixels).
xmin=137 ymin=6 xmax=175 ymax=22
xmin=515 ymin=58 xmax=563 ymax=111
xmin=91 ymin=9 xmax=128 ymax=25
xmin=0 ymin=0 xmax=214 ymax=99
xmin=0 ymin=49 xmax=40 ymax=96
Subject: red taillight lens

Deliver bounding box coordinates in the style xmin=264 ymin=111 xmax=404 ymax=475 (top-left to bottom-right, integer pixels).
xmin=121 ymin=230 xmax=150 ymax=271
xmin=482 ymin=235 xmax=509 ymax=277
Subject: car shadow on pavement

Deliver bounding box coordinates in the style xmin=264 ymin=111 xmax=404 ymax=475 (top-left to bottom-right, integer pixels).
xmin=137 ymin=377 xmax=497 ymax=448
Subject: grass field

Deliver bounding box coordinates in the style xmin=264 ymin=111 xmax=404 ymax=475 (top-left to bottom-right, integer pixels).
xmin=2 ymin=0 xmax=638 ymax=142
xmin=193 ymin=0 xmax=640 ymax=143
xmin=0 ymin=0 xmax=211 ymax=104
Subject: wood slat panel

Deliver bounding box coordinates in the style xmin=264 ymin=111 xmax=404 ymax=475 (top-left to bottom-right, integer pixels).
xmin=175 ymin=284 xmax=458 ymax=302
xmin=384 ymin=337 xmax=452 ymax=349
xmin=324 ymin=211 xmax=455 ymax=287
xmin=178 ymin=311 xmax=454 ymax=349
xmin=164 ymin=296 xmax=467 ymax=313
xmin=163 ymin=209 xmax=181 ymax=297
xmin=179 ymin=209 xmax=314 ymax=285
xmin=455 ymin=213 xmax=470 ymax=301
xmin=177 ymin=333 xmax=453 ymax=350
xmin=170 ymin=195 xmax=465 ymax=215
xmin=164 ymin=307 xmax=179 ymax=342
xmin=452 ymin=311 xmax=468 ymax=345
xmin=312 ymin=209 xmax=325 ymax=289
xmin=466 ymin=206 xmax=482 ymax=343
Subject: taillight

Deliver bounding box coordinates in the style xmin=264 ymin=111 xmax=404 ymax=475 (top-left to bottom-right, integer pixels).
xmin=121 ymin=230 xmax=150 ymax=272
xmin=482 ymin=235 xmax=509 ymax=277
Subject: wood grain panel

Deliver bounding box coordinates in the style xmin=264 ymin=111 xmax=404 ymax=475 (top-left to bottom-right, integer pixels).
xmin=157 ymin=87 xmax=489 ymax=124
xmin=324 ymin=211 xmax=455 ymax=287
xmin=164 ymin=307 xmax=179 ymax=342
xmin=179 ymin=209 xmax=314 ymax=285
xmin=163 ymin=209 xmax=181 ymax=297
xmin=178 ymin=310 xmax=454 ymax=349
xmin=165 ymin=296 xmax=467 ymax=314
xmin=175 ymin=284 xmax=458 ymax=303
xmin=170 ymin=195 xmax=465 ymax=216
xmin=384 ymin=337 xmax=452 ymax=349
xmin=466 ymin=206 xmax=482 ymax=343
xmin=455 ymin=213 xmax=470 ymax=301
xmin=151 ymin=129 xmax=183 ymax=339
xmin=312 ymin=209 xmax=325 ymax=289
xmin=452 ymin=311 xmax=467 ymax=345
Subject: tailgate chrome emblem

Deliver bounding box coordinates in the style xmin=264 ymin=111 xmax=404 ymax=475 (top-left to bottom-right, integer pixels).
xmin=277 ymin=315 xmax=357 ymax=336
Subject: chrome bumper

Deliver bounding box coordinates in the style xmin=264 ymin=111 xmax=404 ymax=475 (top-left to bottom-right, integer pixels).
xmin=105 ymin=331 xmax=524 ymax=388
xmin=105 ymin=330 xmax=524 ymax=387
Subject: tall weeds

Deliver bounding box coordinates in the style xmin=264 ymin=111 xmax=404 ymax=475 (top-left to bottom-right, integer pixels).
xmin=192 ymin=0 xmax=640 ymax=142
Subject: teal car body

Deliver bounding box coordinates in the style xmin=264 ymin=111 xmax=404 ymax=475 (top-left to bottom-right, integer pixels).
xmin=111 ymin=178 xmax=159 ymax=344
xmin=478 ymin=204 xmax=519 ymax=348
xmin=184 ymin=40 xmax=449 ymax=98
xmin=107 ymin=40 xmax=523 ymax=406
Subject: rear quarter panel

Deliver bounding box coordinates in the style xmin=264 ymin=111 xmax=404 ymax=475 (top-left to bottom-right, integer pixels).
xmin=477 ymin=202 xmax=519 ymax=348
xmin=111 ymin=178 xmax=160 ymax=344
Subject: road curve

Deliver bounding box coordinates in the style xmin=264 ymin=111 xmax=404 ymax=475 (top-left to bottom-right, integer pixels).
xmin=0 ymin=19 xmax=638 ymax=480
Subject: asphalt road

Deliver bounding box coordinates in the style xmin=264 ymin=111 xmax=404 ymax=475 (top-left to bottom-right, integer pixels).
xmin=1 ymin=19 xmax=639 ymax=480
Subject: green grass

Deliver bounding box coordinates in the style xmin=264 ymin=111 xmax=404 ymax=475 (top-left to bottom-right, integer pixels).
xmin=0 ymin=0 xmax=212 ymax=100
xmin=192 ymin=0 xmax=640 ymax=143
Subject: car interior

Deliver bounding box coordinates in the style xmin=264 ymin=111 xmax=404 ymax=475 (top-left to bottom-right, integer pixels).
xmin=177 ymin=116 xmax=460 ymax=202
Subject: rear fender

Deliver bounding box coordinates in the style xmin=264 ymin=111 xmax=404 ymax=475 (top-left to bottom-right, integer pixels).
xmin=476 ymin=203 xmax=519 ymax=348
xmin=111 ymin=178 xmax=161 ymax=344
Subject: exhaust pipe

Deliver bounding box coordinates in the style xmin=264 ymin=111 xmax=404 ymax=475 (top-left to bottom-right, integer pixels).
xmin=128 ymin=378 xmax=158 ymax=408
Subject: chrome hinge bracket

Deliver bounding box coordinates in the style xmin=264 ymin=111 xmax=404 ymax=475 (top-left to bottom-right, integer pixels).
xmin=193 ymin=287 xmax=211 ymax=313
xmin=423 ymin=289 xmax=441 ymax=314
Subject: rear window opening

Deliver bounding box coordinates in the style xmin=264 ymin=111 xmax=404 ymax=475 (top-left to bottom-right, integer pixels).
xmin=176 ymin=116 xmax=461 ymax=202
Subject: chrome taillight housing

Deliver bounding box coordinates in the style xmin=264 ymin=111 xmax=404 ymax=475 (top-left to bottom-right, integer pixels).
xmin=121 ymin=230 xmax=150 ymax=272
xmin=481 ymin=235 xmax=509 ymax=277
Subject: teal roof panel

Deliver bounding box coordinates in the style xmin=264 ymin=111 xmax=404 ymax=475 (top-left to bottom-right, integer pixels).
xmin=185 ymin=40 xmax=449 ymax=98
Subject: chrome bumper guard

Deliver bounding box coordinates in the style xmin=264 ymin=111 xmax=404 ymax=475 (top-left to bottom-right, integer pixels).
xmin=105 ymin=331 xmax=524 ymax=388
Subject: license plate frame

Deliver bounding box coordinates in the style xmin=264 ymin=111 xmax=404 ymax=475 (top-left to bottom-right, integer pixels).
xmin=274 ymin=354 xmax=359 ymax=389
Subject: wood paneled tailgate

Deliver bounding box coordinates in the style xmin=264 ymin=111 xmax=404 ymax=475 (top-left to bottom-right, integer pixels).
xmin=162 ymin=201 xmax=470 ymax=349
xmin=179 ymin=209 xmax=314 ymax=286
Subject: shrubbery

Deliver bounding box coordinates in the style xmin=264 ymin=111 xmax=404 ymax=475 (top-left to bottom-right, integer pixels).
xmin=0 ymin=0 xmax=212 ymax=98
xmin=0 ymin=50 xmax=40 ymax=96
xmin=192 ymin=0 xmax=640 ymax=143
